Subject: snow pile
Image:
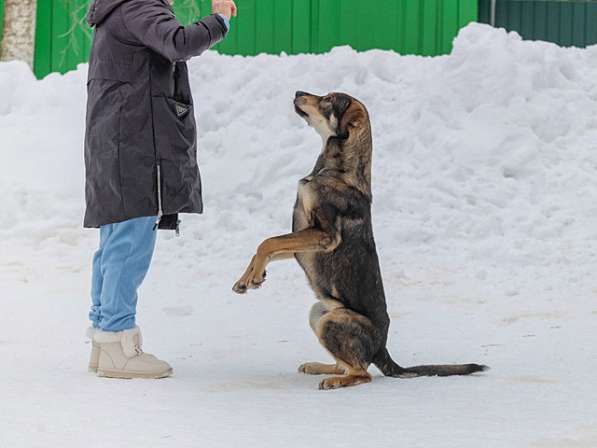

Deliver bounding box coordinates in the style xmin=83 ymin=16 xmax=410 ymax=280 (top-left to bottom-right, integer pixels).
xmin=1 ymin=24 xmax=597 ymax=448
xmin=2 ymin=24 xmax=597 ymax=270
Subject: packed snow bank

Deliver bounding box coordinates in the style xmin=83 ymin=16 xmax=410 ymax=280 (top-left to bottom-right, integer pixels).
xmin=1 ymin=24 xmax=597 ymax=448
xmin=2 ymin=23 xmax=597 ymax=268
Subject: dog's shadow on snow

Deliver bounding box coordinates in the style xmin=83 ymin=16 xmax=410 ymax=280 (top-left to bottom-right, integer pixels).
xmin=203 ymin=373 xmax=318 ymax=393
xmin=192 ymin=370 xmax=479 ymax=393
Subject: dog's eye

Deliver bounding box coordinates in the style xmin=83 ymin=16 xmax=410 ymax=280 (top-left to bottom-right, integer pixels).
xmin=320 ymin=96 xmax=333 ymax=107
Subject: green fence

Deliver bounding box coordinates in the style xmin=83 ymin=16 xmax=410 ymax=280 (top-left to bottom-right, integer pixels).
xmin=33 ymin=0 xmax=477 ymax=79
xmin=182 ymin=0 xmax=478 ymax=56
xmin=479 ymin=0 xmax=597 ymax=47
xmin=0 ymin=0 xmax=5 ymax=55
xmin=34 ymin=0 xmax=92 ymax=78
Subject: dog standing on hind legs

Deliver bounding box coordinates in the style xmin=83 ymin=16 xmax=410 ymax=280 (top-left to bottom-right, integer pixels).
xmin=232 ymin=91 xmax=488 ymax=390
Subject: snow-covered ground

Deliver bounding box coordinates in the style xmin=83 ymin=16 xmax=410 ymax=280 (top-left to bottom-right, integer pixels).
xmin=1 ymin=23 xmax=597 ymax=447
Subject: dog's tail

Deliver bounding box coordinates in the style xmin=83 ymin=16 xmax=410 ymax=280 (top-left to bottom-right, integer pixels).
xmin=373 ymin=348 xmax=488 ymax=378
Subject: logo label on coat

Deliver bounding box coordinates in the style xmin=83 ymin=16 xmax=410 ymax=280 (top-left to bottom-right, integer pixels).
xmin=174 ymin=101 xmax=191 ymax=118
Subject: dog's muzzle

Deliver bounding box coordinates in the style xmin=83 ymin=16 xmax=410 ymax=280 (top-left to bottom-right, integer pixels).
xmin=294 ymin=91 xmax=310 ymax=118
xmin=294 ymin=104 xmax=308 ymax=118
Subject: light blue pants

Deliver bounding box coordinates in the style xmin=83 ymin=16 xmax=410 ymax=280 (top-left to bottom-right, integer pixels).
xmin=89 ymin=216 xmax=157 ymax=332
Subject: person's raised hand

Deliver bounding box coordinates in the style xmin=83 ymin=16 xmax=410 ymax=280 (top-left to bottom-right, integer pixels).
xmin=212 ymin=0 xmax=237 ymax=20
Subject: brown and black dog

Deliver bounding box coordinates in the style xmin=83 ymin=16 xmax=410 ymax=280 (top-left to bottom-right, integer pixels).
xmin=232 ymin=91 xmax=487 ymax=390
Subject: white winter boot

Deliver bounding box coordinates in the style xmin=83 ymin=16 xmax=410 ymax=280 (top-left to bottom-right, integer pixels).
xmin=87 ymin=327 xmax=100 ymax=373
xmin=93 ymin=326 xmax=173 ymax=379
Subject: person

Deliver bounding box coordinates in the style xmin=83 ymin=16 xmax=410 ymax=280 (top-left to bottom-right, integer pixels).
xmin=84 ymin=0 xmax=237 ymax=379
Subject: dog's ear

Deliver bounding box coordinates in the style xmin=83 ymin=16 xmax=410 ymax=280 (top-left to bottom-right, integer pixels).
xmin=332 ymin=95 xmax=351 ymax=120
xmin=337 ymin=102 xmax=366 ymax=139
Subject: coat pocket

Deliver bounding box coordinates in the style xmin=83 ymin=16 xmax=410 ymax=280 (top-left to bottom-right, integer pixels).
xmin=151 ymin=95 xmax=200 ymax=215
xmin=152 ymin=95 xmax=196 ymax=157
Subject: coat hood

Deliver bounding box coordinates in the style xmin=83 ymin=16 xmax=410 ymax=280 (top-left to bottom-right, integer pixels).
xmin=87 ymin=0 xmax=130 ymax=26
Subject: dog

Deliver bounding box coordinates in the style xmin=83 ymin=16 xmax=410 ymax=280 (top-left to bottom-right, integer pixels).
xmin=232 ymin=91 xmax=487 ymax=390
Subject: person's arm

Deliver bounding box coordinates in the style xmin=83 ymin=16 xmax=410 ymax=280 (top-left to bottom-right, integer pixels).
xmin=120 ymin=0 xmax=229 ymax=62
xmin=216 ymin=13 xmax=230 ymax=31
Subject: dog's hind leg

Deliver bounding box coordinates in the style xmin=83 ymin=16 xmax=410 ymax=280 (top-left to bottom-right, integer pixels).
xmin=319 ymin=368 xmax=372 ymax=390
xmin=299 ymin=301 xmax=347 ymax=376
xmin=314 ymin=308 xmax=378 ymax=390
xmin=298 ymin=362 xmax=345 ymax=375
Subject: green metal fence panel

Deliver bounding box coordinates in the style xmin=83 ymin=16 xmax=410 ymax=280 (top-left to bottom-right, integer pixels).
xmin=34 ymin=0 xmax=91 ymax=78
xmin=33 ymin=0 xmax=476 ymax=79
xmin=478 ymin=0 xmax=597 ymax=48
xmin=33 ymin=0 xmax=53 ymax=77
xmin=0 ymin=0 xmax=5 ymax=55
xmin=306 ymin=0 xmax=477 ymax=56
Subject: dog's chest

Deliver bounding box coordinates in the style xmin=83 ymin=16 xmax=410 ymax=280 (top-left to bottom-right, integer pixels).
xmin=293 ymin=176 xmax=316 ymax=231
xmin=293 ymin=176 xmax=319 ymax=282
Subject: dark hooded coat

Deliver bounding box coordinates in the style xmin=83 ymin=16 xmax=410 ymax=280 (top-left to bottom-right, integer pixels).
xmin=84 ymin=0 xmax=228 ymax=229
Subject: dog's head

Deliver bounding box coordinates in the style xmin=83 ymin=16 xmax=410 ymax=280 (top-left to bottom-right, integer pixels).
xmin=294 ymin=91 xmax=369 ymax=141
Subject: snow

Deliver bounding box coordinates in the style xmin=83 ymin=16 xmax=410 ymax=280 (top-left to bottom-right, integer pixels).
xmin=1 ymin=23 xmax=597 ymax=447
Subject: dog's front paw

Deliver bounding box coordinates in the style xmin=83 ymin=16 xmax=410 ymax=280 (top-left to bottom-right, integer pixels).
xmin=251 ymin=269 xmax=267 ymax=287
xmin=232 ymin=272 xmax=266 ymax=294
xmin=232 ymin=257 xmax=267 ymax=294
xmin=232 ymin=279 xmax=248 ymax=294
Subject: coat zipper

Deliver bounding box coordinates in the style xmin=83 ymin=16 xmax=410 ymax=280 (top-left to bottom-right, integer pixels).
xmin=154 ymin=162 xmax=163 ymax=230
xmin=153 ymin=162 xmax=181 ymax=236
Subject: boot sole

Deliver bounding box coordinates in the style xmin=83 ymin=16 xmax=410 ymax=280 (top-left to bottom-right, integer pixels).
xmin=97 ymin=368 xmax=173 ymax=379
